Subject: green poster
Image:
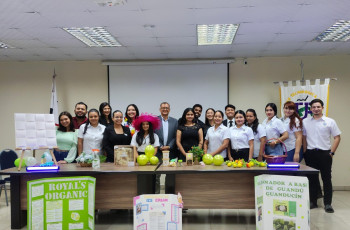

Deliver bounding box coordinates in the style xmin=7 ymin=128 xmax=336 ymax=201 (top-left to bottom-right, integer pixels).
xmin=27 ymin=176 xmax=96 ymax=230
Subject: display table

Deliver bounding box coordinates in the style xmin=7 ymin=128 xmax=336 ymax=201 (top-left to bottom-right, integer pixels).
xmin=0 ymin=163 xmax=157 ymax=229
xmin=0 ymin=162 xmax=318 ymax=229
xmin=158 ymin=163 xmax=318 ymax=209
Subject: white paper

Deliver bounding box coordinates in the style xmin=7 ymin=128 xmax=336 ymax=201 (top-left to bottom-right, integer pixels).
xmin=37 ymin=138 xmax=47 ymax=147
xmin=15 ymin=113 xmax=26 ymax=122
xmin=45 ymin=114 xmax=55 ymax=122
xmin=36 ymin=130 xmax=46 ymax=138
xmin=26 ymin=130 xmax=37 ymax=138
xmin=26 ymin=138 xmax=37 ymax=148
xmin=46 ymin=223 xmax=62 ymax=230
xmin=69 ymin=223 xmax=84 ymax=229
xmin=69 ymin=199 xmax=84 ymax=211
xmin=88 ymin=183 xmax=94 ymax=217
xmin=15 ymin=121 xmax=26 ymax=130
xmin=46 ymin=138 xmax=57 ymax=147
xmin=26 ymin=122 xmax=36 ymax=130
xmin=45 ymin=122 xmax=56 ymax=130
xmin=32 ymin=185 xmax=44 ymax=198
xmin=26 ymin=114 xmax=36 ymax=122
xmin=46 ymin=200 xmax=63 ymax=223
xmin=149 ymin=211 xmax=165 ymax=230
xmin=35 ymin=114 xmax=45 ymax=122
xmin=36 ymin=122 xmax=46 ymax=130
xmin=31 ymin=199 xmax=44 ymax=230
xmin=16 ymin=138 xmax=26 ymax=147
xmin=16 ymin=130 xmax=26 ymax=138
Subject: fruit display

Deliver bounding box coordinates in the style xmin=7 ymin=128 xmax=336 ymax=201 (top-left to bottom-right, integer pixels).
xmin=225 ymin=159 xmax=266 ymax=168
xmin=213 ymin=155 xmax=224 ymax=166
xmin=202 ymin=154 xmax=214 ymax=165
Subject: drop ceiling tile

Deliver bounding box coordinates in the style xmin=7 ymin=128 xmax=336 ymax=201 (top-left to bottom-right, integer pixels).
xmin=2 ymin=39 xmax=49 ymax=48
xmin=117 ymin=37 xmax=158 ymax=46
xmin=157 ymin=37 xmax=196 ymax=46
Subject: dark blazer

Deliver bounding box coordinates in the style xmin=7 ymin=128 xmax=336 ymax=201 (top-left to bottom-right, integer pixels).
xmin=155 ymin=115 xmax=178 ymax=159
xmin=223 ymin=119 xmax=235 ymax=127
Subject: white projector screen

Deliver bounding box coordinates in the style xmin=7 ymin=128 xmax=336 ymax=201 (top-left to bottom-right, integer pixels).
xmin=108 ymin=63 xmax=228 ymax=121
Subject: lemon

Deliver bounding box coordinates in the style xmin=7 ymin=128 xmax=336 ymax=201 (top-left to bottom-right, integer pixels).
xmin=237 ymin=163 xmax=243 ymax=168
xmin=227 ymin=162 xmax=232 ymax=167
xmin=259 ymin=162 xmax=266 ymax=167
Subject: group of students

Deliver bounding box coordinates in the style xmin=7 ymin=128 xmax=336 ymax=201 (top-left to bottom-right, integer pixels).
xmin=54 ymin=99 xmax=341 ymax=213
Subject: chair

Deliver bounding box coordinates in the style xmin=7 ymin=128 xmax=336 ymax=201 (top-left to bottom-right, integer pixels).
xmin=0 ymin=149 xmax=18 ymax=206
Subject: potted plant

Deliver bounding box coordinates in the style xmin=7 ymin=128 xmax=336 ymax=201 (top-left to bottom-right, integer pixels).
xmin=76 ymin=152 xmax=94 ymax=167
xmin=189 ymin=146 xmax=204 ymax=165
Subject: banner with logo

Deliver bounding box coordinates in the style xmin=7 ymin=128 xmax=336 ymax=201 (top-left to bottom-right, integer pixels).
xmin=28 ymin=176 xmax=96 ymax=230
xmin=279 ymin=78 xmax=330 ymax=119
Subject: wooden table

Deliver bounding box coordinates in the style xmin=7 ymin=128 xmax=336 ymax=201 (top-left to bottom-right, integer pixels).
xmin=0 ymin=163 xmax=157 ymax=229
xmin=158 ymin=163 xmax=318 ymax=209
xmin=0 ymin=162 xmax=318 ymax=229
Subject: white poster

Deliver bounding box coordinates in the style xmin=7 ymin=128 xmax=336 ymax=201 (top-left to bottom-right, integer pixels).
xmin=14 ymin=113 xmax=57 ymax=149
xmin=279 ymin=78 xmax=330 ymax=119
xmin=255 ymin=174 xmax=310 ymax=230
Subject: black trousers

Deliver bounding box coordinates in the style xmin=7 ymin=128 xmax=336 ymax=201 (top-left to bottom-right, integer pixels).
xmin=231 ymin=148 xmax=249 ymax=162
xmin=304 ymin=149 xmax=333 ymax=205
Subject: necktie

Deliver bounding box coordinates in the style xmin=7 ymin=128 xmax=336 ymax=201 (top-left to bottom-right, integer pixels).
xmin=229 ymin=121 xmax=233 ymax=127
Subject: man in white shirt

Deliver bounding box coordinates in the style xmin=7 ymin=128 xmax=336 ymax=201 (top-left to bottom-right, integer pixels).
xmin=303 ymin=99 xmax=341 ymax=213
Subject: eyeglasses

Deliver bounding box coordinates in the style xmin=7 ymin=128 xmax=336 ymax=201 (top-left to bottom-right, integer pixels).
xmin=161 ymin=107 xmax=169 ymax=110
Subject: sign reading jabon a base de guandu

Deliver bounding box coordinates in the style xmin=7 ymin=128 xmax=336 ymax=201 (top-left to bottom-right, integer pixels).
xmin=255 ymin=175 xmax=310 ymax=230
xmin=27 ymin=176 xmax=96 ymax=230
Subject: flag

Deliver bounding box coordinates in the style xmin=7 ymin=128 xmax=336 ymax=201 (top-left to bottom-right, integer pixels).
xmin=50 ymin=70 xmax=59 ymax=125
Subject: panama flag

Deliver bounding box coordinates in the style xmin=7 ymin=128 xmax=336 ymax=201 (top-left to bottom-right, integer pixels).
xmin=50 ymin=71 xmax=59 ymax=125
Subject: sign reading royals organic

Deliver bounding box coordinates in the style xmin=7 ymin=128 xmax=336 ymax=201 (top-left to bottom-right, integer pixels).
xmin=279 ymin=78 xmax=330 ymax=119
xmin=28 ymin=176 xmax=96 ymax=230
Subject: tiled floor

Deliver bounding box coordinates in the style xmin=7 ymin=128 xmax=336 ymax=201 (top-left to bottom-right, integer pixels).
xmin=1 ymin=190 xmax=349 ymax=229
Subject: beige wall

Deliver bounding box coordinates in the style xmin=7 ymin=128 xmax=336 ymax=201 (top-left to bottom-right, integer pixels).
xmin=230 ymin=55 xmax=349 ymax=188
xmin=0 ymin=56 xmax=349 ymax=187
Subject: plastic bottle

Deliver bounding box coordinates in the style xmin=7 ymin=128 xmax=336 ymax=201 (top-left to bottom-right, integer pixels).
xmin=92 ymin=149 xmax=100 ymax=169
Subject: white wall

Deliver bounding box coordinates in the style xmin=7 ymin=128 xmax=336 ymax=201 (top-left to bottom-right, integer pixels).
xmin=0 ymin=56 xmax=349 ymax=187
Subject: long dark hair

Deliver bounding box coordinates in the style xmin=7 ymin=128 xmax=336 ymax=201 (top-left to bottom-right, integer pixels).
xmin=83 ymin=109 xmax=100 ymax=135
xmin=125 ymin=104 xmax=139 ymax=124
xmin=283 ymin=101 xmax=303 ymax=130
xmin=234 ymin=110 xmax=247 ymax=126
xmin=246 ymin=109 xmax=259 ymax=134
xmin=205 ymin=108 xmax=215 ymax=126
xmin=179 ymin=108 xmax=197 ymax=126
xmin=58 ymin=111 xmax=75 ymax=132
xmin=136 ymin=122 xmax=155 ymax=146
xmin=99 ymin=102 xmax=112 ymax=124
xmin=265 ymin=103 xmax=278 ymax=117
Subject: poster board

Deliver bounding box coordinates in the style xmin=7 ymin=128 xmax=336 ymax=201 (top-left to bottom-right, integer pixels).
xmin=27 ymin=176 xmax=96 ymax=230
xmin=255 ymin=174 xmax=310 ymax=230
xmin=133 ymin=194 xmax=183 ymax=230
xmin=14 ymin=113 xmax=57 ymax=149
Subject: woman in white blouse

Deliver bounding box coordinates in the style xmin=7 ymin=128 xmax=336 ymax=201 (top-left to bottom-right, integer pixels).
xmin=78 ymin=109 xmax=106 ymax=155
xmin=262 ymin=103 xmax=289 ymax=156
xmin=281 ymin=101 xmax=303 ymax=162
xmin=203 ymin=110 xmax=230 ymax=160
xmin=246 ymin=109 xmax=266 ymax=161
xmin=228 ymin=110 xmax=254 ymax=161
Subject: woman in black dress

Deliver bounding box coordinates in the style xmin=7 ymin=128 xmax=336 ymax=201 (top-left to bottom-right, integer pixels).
xmin=176 ymin=108 xmax=204 ymax=161
xmin=102 ymin=110 xmax=132 ymax=162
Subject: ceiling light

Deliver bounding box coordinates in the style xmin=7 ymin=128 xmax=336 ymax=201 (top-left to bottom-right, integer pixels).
xmin=63 ymin=27 xmax=121 ymax=47
xmin=197 ymin=24 xmax=239 ymax=46
xmin=0 ymin=41 xmax=15 ymax=49
xmin=94 ymin=0 xmax=127 ymax=7
xmin=314 ymin=20 xmax=350 ymax=42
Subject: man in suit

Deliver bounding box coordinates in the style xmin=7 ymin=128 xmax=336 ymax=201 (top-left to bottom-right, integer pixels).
xmin=223 ymin=104 xmax=236 ymax=128
xmin=155 ymin=102 xmax=178 ymax=193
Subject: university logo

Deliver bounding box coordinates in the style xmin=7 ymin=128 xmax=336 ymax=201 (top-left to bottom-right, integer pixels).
xmin=285 ymin=90 xmax=317 ymax=119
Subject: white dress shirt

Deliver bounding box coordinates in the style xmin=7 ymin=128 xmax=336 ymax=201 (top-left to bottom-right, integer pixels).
xmin=161 ymin=117 xmax=169 ymax=146
xmin=229 ymin=125 xmax=254 ymax=149
xmin=252 ymin=124 xmax=266 ymax=158
xmin=205 ymin=124 xmax=230 ymax=158
xmin=131 ymin=132 xmax=160 ymax=152
xmin=78 ymin=123 xmax=106 ymax=154
xmin=281 ymin=117 xmax=302 ymax=151
xmin=303 ymin=116 xmax=341 ymax=150
xmin=227 ymin=118 xmax=235 ymax=128
xmin=262 ymin=116 xmax=287 ymax=141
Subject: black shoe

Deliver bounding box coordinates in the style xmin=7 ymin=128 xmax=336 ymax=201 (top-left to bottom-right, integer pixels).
xmin=325 ymin=204 xmax=334 ymax=213
xmin=310 ymin=202 xmax=318 ymax=209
